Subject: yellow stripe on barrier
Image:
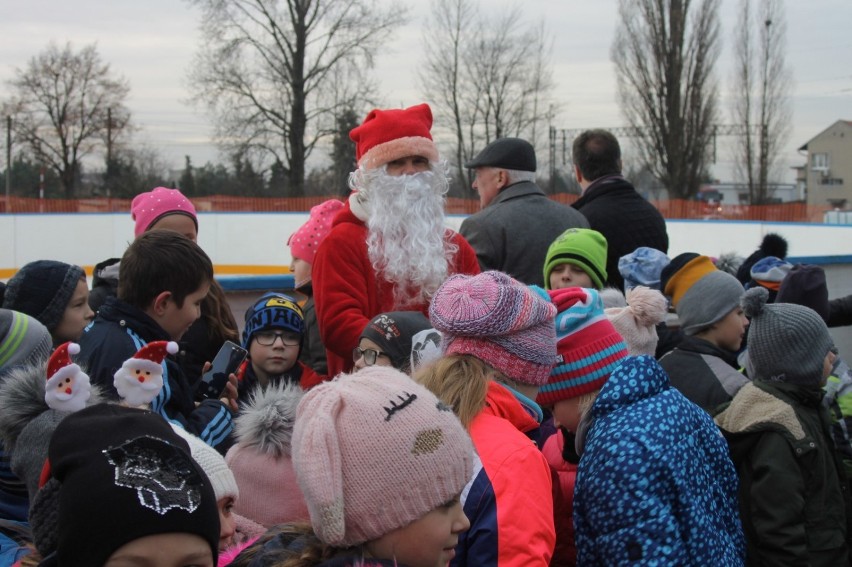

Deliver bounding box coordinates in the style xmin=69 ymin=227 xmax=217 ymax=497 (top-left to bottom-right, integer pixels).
xmin=0 ymin=265 xmax=291 ymax=281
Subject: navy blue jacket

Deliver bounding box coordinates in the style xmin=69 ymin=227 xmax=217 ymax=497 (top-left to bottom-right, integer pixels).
xmin=574 ymin=356 xmax=744 ymax=565
xmin=78 ymin=296 xmax=233 ymax=450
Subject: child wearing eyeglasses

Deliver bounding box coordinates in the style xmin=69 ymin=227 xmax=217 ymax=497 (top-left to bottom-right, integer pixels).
xmin=236 ymin=293 xmax=326 ymax=404
xmin=353 ymin=311 xmax=433 ymax=375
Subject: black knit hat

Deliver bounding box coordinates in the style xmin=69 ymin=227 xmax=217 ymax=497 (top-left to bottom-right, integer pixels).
xmin=46 ymin=404 xmax=219 ymax=565
xmin=775 ymin=264 xmax=830 ymax=323
xmin=1 ymin=260 xmax=85 ymax=331
xmin=464 ymin=137 xmax=537 ymax=172
xmin=360 ymin=311 xmax=431 ymax=372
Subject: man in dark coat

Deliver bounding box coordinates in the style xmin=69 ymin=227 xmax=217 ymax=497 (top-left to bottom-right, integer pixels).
xmin=571 ymin=129 xmax=669 ymax=290
xmin=459 ymin=137 xmax=589 ymax=287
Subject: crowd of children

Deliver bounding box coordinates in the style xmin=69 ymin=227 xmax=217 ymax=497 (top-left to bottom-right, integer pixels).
xmin=2 ymin=147 xmax=852 ymax=565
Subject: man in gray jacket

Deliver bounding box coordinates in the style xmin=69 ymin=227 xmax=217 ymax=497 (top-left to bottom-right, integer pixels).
xmin=459 ymin=137 xmax=589 ymax=286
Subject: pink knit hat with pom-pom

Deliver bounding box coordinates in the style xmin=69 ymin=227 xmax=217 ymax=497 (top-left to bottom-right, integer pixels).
xmin=225 ymin=381 xmax=309 ymax=528
xmin=604 ymin=286 xmax=668 ymax=356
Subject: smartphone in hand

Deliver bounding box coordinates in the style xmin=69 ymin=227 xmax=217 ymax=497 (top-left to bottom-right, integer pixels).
xmin=195 ymin=341 xmax=248 ymax=401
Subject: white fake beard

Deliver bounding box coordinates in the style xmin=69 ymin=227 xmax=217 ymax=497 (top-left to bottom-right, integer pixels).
xmin=356 ymin=165 xmax=457 ymax=308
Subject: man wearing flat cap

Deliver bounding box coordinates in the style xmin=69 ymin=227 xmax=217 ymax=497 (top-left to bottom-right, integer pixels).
xmin=459 ymin=137 xmax=588 ymax=286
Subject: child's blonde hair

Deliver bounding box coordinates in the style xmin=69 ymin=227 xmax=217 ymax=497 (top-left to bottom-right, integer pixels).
xmin=415 ymin=354 xmax=491 ymax=429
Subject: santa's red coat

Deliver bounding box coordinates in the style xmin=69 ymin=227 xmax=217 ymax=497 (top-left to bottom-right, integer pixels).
xmin=313 ymin=200 xmax=480 ymax=377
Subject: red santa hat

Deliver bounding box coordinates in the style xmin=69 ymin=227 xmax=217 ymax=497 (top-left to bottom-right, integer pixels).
xmin=349 ymin=104 xmax=439 ymax=170
xmin=130 ymin=341 xmax=179 ymax=372
xmin=47 ymin=342 xmax=82 ymax=387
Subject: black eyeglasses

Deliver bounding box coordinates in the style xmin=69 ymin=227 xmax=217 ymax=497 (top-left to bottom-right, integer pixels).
xmin=254 ymin=330 xmax=300 ymax=347
xmin=352 ymin=347 xmax=389 ymax=366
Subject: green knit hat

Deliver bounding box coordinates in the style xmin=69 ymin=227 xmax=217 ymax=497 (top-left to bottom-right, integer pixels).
xmin=543 ymin=228 xmax=608 ymax=290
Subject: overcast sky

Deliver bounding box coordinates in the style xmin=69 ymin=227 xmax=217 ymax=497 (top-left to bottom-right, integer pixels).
xmin=1 ymin=0 xmax=850 ymax=184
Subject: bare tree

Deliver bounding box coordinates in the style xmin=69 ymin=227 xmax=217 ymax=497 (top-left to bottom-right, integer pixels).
xmin=612 ymin=0 xmax=721 ymax=199
xmin=731 ymin=0 xmax=792 ymax=204
xmin=187 ymin=0 xmax=403 ymax=197
xmin=3 ymin=42 xmax=131 ymax=198
xmin=419 ymin=0 xmax=556 ymax=195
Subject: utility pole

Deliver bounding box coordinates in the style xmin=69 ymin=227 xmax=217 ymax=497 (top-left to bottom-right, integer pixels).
xmin=5 ymin=116 xmax=10 ymax=212
xmin=758 ymin=18 xmax=772 ymax=205
xmin=106 ymin=107 xmax=113 ymax=198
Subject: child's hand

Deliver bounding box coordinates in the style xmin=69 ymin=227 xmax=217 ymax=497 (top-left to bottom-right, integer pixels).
xmin=219 ymin=373 xmax=239 ymax=412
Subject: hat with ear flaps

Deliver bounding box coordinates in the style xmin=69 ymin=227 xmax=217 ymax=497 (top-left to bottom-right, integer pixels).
xmin=292 ymin=367 xmax=473 ymax=547
xmin=742 ymin=286 xmax=834 ymax=385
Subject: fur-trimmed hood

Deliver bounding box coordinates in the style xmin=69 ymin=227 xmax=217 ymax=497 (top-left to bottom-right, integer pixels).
xmin=0 ymin=361 xmax=51 ymax=450
xmin=234 ymin=381 xmax=304 ymax=458
xmin=0 ymin=361 xmax=106 ymax=450
xmin=715 ymin=381 xmax=809 ymax=440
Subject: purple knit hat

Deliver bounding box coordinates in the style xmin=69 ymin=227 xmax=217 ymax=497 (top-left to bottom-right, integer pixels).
xmin=292 ymin=367 xmax=473 ymax=547
xmin=429 ymin=271 xmax=557 ymax=386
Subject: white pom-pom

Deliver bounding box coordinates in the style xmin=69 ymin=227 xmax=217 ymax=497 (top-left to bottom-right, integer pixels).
xmin=625 ymin=286 xmax=668 ymax=328
xmin=68 ymin=343 xmax=81 ymax=356
xmin=166 ymin=341 xmax=179 ymax=355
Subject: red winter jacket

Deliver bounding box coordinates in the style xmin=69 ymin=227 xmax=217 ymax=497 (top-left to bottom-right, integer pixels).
xmin=455 ymin=381 xmax=556 ymax=567
xmin=312 ymin=200 xmax=480 ymax=377
xmin=542 ymin=429 xmax=578 ymax=566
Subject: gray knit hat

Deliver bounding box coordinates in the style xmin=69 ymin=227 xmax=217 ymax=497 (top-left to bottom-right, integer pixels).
xmin=0 ymin=309 xmax=52 ymax=373
xmin=662 ymin=255 xmax=744 ymax=336
xmin=742 ymin=287 xmax=834 ymax=385
xmin=2 ymin=260 xmax=86 ymax=331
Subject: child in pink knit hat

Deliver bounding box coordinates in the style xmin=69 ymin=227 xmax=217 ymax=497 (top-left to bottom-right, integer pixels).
xmin=288 ymin=199 xmax=344 ymax=376
xmin=130 ymin=186 xmax=198 ymax=240
xmin=225 ymin=381 xmax=309 ymax=529
xmin=227 ymin=366 xmax=474 ymax=567
xmin=417 ymin=270 xmax=558 ymax=567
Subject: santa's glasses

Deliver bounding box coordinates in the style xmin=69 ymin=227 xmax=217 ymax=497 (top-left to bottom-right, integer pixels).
xmin=352 ymin=347 xmax=390 ymax=366
xmin=254 ymin=330 xmax=300 ymax=346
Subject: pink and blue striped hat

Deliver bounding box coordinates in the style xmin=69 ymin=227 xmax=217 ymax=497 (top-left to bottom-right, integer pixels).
xmin=537 ymin=287 xmax=629 ymax=406
xmin=429 ymin=271 xmax=557 ymax=386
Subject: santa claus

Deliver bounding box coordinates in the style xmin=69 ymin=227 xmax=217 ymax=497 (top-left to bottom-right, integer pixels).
xmin=45 ymin=342 xmax=92 ymax=412
xmin=312 ymin=103 xmax=480 ymax=376
xmin=114 ymin=340 xmax=178 ymax=407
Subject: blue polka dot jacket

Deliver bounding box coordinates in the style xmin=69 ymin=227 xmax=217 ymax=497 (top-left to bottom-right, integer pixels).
xmin=573 ymin=355 xmax=745 ymax=565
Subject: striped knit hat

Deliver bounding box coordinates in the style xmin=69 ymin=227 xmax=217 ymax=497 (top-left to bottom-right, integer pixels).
xmin=429 ymin=271 xmax=557 ymax=386
xmin=537 ymin=287 xmax=628 ymax=406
